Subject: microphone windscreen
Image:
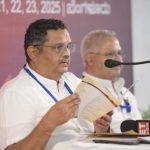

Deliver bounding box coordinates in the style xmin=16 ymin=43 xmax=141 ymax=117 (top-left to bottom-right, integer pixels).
xmin=104 ymin=59 xmax=121 ymax=68
xmin=120 ymin=120 xmax=138 ymax=133
xmin=120 ymin=120 xmax=150 ymax=135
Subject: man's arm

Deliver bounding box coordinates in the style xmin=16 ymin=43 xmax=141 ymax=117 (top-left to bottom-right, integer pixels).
xmin=5 ymin=121 xmax=52 ymax=150
xmin=5 ymin=94 xmax=80 ymax=150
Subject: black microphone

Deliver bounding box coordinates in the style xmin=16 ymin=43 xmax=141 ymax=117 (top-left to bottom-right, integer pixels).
xmin=120 ymin=120 xmax=150 ymax=135
xmin=105 ymin=59 xmax=150 ymax=68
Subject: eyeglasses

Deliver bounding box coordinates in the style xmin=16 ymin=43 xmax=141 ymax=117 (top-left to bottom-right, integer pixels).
xmin=33 ymin=42 xmax=76 ymax=53
xmin=89 ymin=50 xmax=125 ymax=59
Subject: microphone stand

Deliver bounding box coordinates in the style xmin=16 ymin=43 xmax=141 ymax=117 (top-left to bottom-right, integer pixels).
xmin=105 ymin=59 xmax=150 ymax=68
xmin=121 ymin=60 xmax=150 ymax=65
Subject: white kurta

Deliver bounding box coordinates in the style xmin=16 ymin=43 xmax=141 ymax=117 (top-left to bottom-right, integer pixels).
xmin=0 ymin=66 xmax=94 ymax=150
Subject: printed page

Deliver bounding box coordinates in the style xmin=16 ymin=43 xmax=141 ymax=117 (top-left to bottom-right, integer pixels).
xmin=75 ymin=75 xmax=123 ymax=122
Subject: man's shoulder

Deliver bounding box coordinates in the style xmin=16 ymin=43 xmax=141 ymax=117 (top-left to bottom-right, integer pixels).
xmin=0 ymin=69 xmax=32 ymax=93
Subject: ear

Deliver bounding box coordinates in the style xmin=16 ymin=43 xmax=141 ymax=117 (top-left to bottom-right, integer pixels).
xmin=85 ymin=53 xmax=94 ymax=66
xmin=27 ymin=46 xmax=39 ymax=63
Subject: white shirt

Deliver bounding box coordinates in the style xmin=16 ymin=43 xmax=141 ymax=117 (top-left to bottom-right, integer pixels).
xmin=0 ymin=66 xmax=94 ymax=150
xmin=83 ymin=73 xmax=142 ymax=133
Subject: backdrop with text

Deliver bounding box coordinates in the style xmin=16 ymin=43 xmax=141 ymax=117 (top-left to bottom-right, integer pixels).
xmin=0 ymin=0 xmax=132 ymax=88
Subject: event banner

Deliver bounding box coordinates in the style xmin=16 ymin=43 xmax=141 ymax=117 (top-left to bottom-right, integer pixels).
xmin=0 ymin=0 xmax=132 ymax=88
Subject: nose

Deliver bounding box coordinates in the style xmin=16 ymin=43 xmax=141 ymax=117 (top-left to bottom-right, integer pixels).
xmin=113 ymin=53 xmax=123 ymax=62
xmin=61 ymin=47 xmax=70 ymax=56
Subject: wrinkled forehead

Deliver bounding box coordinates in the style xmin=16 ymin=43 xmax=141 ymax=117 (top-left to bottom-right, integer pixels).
xmin=96 ymin=37 xmax=121 ymax=52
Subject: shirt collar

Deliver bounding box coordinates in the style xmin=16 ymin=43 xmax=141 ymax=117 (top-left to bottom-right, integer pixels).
xmin=25 ymin=64 xmax=65 ymax=88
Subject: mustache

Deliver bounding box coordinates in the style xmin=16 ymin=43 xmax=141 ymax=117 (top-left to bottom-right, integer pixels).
xmin=59 ymin=56 xmax=70 ymax=63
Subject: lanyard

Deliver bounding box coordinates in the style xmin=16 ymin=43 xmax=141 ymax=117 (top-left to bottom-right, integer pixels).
xmin=23 ymin=65 xmax=73 ymax=103
xmin=120 ymin=92 xmax=131 ymax=113
xmin=120 ymin=99 xmax=131 ymax=113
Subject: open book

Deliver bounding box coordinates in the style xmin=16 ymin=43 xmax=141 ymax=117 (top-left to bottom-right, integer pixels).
xmin=75 ymin=74 xmax=123 ymax=122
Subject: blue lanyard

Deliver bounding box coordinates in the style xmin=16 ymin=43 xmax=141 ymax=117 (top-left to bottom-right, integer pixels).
xmin=120 ymin=92 xmax=131 ymax=113
xmin=23 ymin=65 xmax=73 ymax=103
xmin=120 ymin=99 xmax=131 ymax=113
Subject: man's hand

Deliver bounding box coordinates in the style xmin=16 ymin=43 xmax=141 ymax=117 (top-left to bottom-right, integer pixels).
xmin=94 ymin=111 xmax=113 ymax=134
xmin=40 ymin=93 xmax=80 ymax=133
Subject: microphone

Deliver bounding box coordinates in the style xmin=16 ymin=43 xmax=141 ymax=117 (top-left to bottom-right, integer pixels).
xmin=105 ymin=59 xmax=150 ymax=68
xmin=120 ymin=120 xmax=150 ymax=135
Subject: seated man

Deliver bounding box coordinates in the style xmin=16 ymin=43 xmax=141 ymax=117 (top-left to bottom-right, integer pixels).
xmin=80 ymin=29 xmax=142 ymax=132
xmin=0 ymin=19 xmax=112 ymax=150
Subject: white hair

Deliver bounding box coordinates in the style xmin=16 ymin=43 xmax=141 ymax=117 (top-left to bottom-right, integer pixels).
xmin=80 ymin=29 xmax=117 ymax=65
